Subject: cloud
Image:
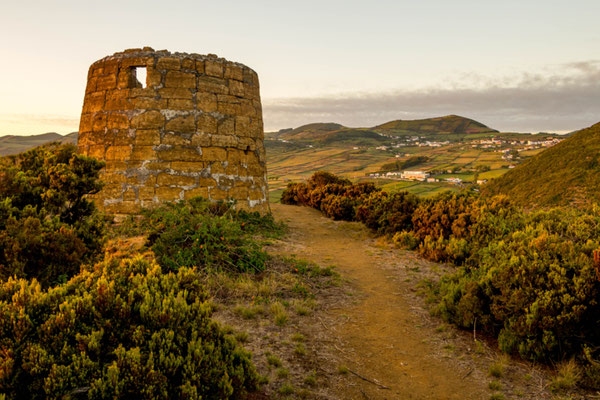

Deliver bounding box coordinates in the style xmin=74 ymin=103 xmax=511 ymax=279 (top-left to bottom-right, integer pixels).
xmin=262 ymin=60 xmax=600 ymax=133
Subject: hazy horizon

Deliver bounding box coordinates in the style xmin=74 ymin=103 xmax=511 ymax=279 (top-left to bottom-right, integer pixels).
xmin=1 ymin=0 xmax=598 ymax=136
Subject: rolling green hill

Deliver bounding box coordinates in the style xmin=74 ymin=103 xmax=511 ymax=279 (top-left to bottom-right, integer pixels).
xmin=277 ymin=122 xmax=346 ymax=140
xmin=0 ymin=132 xmax=77 ymax=156
xmin=374 ymin=115 xmax=498 ymax=136
xmin=271 ymin=115 xmax=497 ymax=144
xmin=483 ymin=122 xmax=600 ymax=208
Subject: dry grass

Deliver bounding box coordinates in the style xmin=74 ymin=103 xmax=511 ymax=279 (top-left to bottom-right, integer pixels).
xmin=551 ymin=360 xmax=581 ymax=393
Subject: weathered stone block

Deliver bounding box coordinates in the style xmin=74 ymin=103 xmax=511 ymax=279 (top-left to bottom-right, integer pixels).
xmin=202 ymin=147 xmax=227 ymax=161
xmin=157 ymin=147 xmax=203 ymax=162
xmin=107 ymin=113 xmax=130 ymax=130
xmin=167 ymin=99 xmax=194 ymax=110
xmin=105 ymin=92 xmax=134 ymax=111
xmin=157 ymin=173 xmax=196 ymax=186
xmin=131 ymin=110 xmax=164 ymax=129
xmin=181 ymin=58 xmax=195 ymax=70
xmin=229 ymin=80 xmax=245 ymax=97
xmin=79 ymin=114 xmax=94 ymax=133
xmin=105 ymin=145 xmax=132 ymax=161
xmin=134 ymin=129 xmax=161 ymax=145
xmin=105 ymin=201 xmax=141 ymax=214
xmin=162 ymin=132 xmax=190 ymax=145
xmin=184 ymin=187 xmax=209 ymax=200
xmin=113 ymin=130 xmax=134 ymax=145
xmin=101 ymin=183 xmax=125 ymax=199
xmin=209 ymin=187 xmax=228 ymax=200
xmin=92 ymin=113 xmax=108 ymax=131
xmin=171 ymin=161 xmax=207 ymax=172
xmin=197 ymin=114 xmax=217 ymax=134
xmin=198 ymin=177 xmax=217 ymax=186
xmin=248 ymin=189 xmax=264 ymax=201
xmin=205 ymin=60 xmax=223 ymax=77
xmin=123 ymin=188 xmax=137 ymax=201
xmin=197 ymin=77 xmax=228 ymax=95
xmin=165 ymin=114 xmax=195 ymax=133
xmin=159 ymin=87 xmax=193 ymax=99
xmin=190 ymin=132 xmax=211 ymax=147
xmin=138 ymin=186 xmax=155 ymax=200
xmin=96 ymin=74 xmax=117 ymax=90
xmin=130 ymin=88 xmax=156 ymax=98
xmin=224 ymin=65 xmax=244 ymax=81
xmin=133 ymin=97 xmax=168 ymax=109
xmin=217 ymin=118 xmax=235 ymax=135
xmin=217 ymin=101 xmax=241 ymax=115
xmin=103 ymin=160 xmax=128 ymax=171
xmin=196 ymin=92 xmax=217 ymax=112
xmin=83 ymin=92 xmax=106 ymax=113
xmin=165 ymin=71 xmax=196 ymax=88
xmin=210 ymin=162 xmax=226 ymax=174
xmin=224 ymin=163 xmax=238 ymax=175
xmin=87 ymin=145 xmax=105 ymax=159
xmin=156 ymin=186 xmax=183 ymax=201
xmin=229 ymin=186 xmax=248 ymax=199
xmin=144 ymin=161 xmax=171 ymax=171
xmin=211 ymin=134 xmax=238 ymax=147
xmin=130 ymin=145 xmax=157 ymax=161
xmin=156 ymin=57 xmax=181 ymax=70
xmin=227 ymin=149 xmax=244 ymax=163
xmin=218 ymin=176 xmax=234 ymax=188
xmin=235 ymin=116 xmax=250 ymax=136
xmin=195 ymin=60 xmax=205 ymax=74
xmin=147 ymin=67 xmax=162 ymax=88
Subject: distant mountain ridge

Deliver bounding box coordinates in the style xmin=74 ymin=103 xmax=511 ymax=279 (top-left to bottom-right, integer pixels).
xmin=0 ymin=132 xmax=77 ymax=156
xmin=483 ymin=121 xmax=600 ymax=208
xmin=272 ymin=115 xmax=498 ymax=143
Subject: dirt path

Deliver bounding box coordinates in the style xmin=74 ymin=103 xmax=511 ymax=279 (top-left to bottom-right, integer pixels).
xmin=270 ymin=203 xmax=491 ymax=400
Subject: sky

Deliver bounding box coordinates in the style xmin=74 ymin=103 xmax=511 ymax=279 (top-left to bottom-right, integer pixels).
xmin=0 ymin=0 xmax=598 ymax=135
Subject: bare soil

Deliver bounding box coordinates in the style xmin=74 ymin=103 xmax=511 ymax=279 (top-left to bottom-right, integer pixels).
xmin=267 ymin=203 xmax=559 ymax=400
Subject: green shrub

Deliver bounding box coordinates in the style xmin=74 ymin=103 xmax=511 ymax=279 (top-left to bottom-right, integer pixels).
xmin=437 ymin=208 xmax=600 ymax=362
xmin=0 ymin=256 xmax=258 ymax=399
xmin=355 ymin=190 xmax=418 ymax=235
xmin=392 ymin=231 xmax=419 ymax=250
xmin=0 ymin=143 xmax=106 ymax=286
xmin=143 ymin=199 xmax=269 ymax=273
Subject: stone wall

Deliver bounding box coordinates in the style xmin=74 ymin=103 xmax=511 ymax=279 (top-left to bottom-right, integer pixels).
xmin=77 ymin=47 xmax=269 ymax=214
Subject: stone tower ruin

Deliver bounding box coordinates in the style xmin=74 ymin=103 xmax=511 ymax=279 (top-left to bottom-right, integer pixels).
xmin=77 ymin=47 xmax=269 ymax=214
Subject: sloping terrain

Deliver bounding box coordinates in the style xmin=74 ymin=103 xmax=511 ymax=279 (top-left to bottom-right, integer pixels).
xmin=0 ymin=132 xmax=77 ymax=155
xmin=483 ymin=122 xmax=600 ymax=208
xmin=273 ymin=115 xmax=497 ymax=143
xmin=277 ymin=123 xmax=347 ymax=140
xmin=374 ymin=114 xmax=498 ymax=136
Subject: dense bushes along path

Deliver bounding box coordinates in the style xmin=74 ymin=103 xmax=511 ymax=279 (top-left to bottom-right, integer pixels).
xmin=271 ymin=203 xmax=495 ymax=400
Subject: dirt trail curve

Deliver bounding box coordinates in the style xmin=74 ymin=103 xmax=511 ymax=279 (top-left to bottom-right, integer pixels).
xmin=271 ymin=203 xmax=489 ymax=400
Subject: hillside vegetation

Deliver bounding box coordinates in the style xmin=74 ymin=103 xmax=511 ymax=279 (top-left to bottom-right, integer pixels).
xmin=483 ymin=122 xmax=600 ymax=208
xmin=0 ymin=143 xmax=350 ymax=399
xmin=282 ymin=171 xmax=600 ymax=389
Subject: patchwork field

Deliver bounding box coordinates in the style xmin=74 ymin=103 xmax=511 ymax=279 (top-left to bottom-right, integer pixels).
xmin=265 ymin=133 xmax=549 ymax=202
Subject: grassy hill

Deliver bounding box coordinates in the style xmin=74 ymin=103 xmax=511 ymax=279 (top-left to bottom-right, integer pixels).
xmin=374 ymin=115 xmax=498 ymax=137
xmin=483 ymin=122 xmax=600 ymax=208
xmin=277 ymin=122 xmax=346 ymax=140
xmin=271 ymin=115 xmax=497 ymax=144
xmin=0 ymin=132 xmax=77 ymax=156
